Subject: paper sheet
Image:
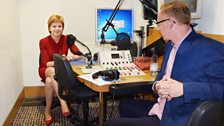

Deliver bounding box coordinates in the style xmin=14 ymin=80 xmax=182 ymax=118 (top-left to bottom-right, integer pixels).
xmin=78 ymin=74 xmax=112 ymax=86
xmin=80 ymin=66 xmax=103 ymax=74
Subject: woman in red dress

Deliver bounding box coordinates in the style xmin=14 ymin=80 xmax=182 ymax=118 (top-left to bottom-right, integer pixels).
xmin=38 ymin=14 xmax=83 ymax=125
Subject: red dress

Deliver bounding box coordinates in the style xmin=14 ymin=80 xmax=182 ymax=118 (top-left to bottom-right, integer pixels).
xmin=38 ymin=35 xmax=81 ymax=82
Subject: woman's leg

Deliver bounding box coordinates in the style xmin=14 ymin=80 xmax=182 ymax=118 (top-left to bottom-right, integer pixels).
xmin=51 ymin=76 xmax=70 ymax=114
xmin=45 ymin=67 xmax=70 ymax=115
xmin=44 ymin=68 xmax=55 ymax=120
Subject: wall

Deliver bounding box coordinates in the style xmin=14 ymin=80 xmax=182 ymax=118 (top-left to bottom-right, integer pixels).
xmin=0 ymin=0 xmax=23 ymax=125
xmin=197 ymin=0 xmax=224 ymax=34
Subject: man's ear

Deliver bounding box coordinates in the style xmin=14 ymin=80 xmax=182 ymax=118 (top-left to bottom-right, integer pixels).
xmin=168 ymin=17 xmax=176 ymax=29
xmin=169 ymin=17 xmax=176 ymax=24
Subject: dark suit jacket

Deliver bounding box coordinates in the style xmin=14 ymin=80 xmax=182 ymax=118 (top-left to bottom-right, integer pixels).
xmin=156 ymin=30 xmax=224 ymax=126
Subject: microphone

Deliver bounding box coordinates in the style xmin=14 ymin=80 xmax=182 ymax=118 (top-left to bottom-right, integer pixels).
xmin=66 ymin=34 xmax=93 ymax=69
xmin=67 ymin=34 xmax=88 ymax=49
xmin=67 ymin=34 xmax=76 ymax=47
xmin=116 ymin=32 xmax=131 ymax=50
xmin=139 ymin=0 xmax=158 ymax=18
xmin=100 ymin=33 xmax=131 ymax=50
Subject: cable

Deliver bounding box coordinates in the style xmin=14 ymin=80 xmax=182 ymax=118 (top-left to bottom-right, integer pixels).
xmin=108 ymin=81 xmax=117 ymax=119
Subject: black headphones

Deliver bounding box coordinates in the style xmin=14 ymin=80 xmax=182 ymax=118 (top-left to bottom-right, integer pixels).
xmin=92 ymin=69 xmax=120 ymax=81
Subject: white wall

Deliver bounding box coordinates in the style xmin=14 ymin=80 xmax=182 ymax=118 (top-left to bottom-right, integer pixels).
xmin=197 ymin=0 xmax=224 ymax=34
xmin=0 ymin=0 xmax=23 ymax=125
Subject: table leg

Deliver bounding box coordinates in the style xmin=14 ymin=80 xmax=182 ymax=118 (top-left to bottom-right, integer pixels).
xmin=99 ymin=92 xmax=105 ymax=126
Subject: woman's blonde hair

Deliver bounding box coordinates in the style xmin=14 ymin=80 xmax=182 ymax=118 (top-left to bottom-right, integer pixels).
xmin=47 ymin=14 xmax=64 ymax=33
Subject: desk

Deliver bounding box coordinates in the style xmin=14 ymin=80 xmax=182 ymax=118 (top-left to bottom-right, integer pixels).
xmin=72 ymin=64 xmax=156 ymax=126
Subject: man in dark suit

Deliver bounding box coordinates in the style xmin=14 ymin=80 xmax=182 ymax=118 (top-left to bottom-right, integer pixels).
xmin=104 ymin=1 xmax=224 ymax=126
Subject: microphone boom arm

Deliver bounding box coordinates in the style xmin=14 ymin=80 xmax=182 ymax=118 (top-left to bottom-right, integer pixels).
xmin=75 ymin=40 xmax=93 ymax=68
xmin=100 ymin=0 xmax=123 ymax=44
xmin=76 ymin=40 xmax=92 ymax=56
xmin=66 ymin=34 xmax=93 ymax=69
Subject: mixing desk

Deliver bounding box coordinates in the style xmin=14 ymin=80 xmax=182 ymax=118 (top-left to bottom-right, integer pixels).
xmin=98 ymin=50 xmax=145 ymax=76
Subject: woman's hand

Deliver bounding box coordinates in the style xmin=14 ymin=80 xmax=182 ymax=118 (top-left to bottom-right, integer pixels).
xmin=46 ymin=61 xmax=54 ymax=67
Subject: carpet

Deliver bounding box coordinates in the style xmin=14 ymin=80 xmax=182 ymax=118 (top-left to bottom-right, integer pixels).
xmin=12 ymin=97 xmax=119 ymax=126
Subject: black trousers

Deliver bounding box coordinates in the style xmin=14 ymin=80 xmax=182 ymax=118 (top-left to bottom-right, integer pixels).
xmin=104 ymin=99 xmax=160 ymax=126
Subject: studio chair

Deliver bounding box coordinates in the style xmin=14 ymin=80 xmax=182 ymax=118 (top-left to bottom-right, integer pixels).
xmin=39 ymin=53 xmax=60 ymax=109
xmin=53 ymin=54 xmax=99 ymax=126
xmin=185 ymin=100 xmax=224 ymax=126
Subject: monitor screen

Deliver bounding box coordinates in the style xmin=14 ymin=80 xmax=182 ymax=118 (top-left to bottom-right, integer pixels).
xmin=96 ymin=9 xmax=133 ymax=44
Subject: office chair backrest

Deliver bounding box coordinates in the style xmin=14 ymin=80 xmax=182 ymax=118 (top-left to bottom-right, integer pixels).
xmin=185 ymin=100 xmax=224 ymax=126
xmin=53 ymin=54 xmax=78 ymax=99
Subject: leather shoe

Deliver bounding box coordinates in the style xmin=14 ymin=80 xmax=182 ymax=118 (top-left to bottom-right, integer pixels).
xmin=45 ymin=117 xmax=53 ymax=126
xmin=62 ymin=111 xmax=70 ymax=117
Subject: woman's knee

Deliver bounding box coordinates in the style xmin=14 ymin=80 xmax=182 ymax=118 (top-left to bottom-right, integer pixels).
xmin=45 ymin=77 xmax=53 ymax=88
xmin=45 ymin=67 xmax=55 ymax=77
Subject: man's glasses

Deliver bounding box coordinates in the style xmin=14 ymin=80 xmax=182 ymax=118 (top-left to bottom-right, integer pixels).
xmin=156 ymin=19 xmax=170 ymax=25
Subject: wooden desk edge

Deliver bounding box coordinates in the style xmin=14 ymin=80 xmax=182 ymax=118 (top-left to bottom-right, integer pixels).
xmin=72 ymin=65 xmax=156 ymax=92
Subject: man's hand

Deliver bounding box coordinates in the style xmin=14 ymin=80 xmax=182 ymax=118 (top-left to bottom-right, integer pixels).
xmin=156 ymin=76 xmax=183 ymax=100
xmin=155 ymin=77 xmax=170 ymax=99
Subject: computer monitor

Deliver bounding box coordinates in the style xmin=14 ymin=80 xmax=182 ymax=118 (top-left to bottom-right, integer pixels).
xmin=158 ymin=0 xmax=202 ymax=19
xmin=96 ymin=9 xmax=133 ymax=44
